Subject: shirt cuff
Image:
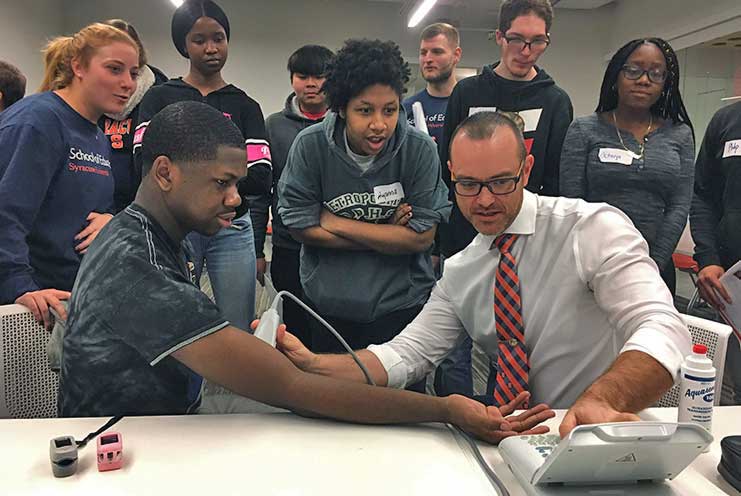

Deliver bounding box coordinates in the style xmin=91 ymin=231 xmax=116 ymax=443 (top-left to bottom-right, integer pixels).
xmin=620 ymin=326 xmax=691 ymax=386
xmin=367 ymin=343 xmax=407 ymax=389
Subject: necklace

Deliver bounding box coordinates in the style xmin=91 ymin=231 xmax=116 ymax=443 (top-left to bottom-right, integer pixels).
xmin=612 ymin=111 xmax=653 ymax=160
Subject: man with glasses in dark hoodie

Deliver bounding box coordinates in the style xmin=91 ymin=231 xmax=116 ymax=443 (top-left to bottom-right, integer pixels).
xmin=435 ymin=0 xmax=573 ymax=397
xmin=440 ymin=0 xmax=572 ymax=258
xmin=265 ymin=45 xmax=333 ymax=346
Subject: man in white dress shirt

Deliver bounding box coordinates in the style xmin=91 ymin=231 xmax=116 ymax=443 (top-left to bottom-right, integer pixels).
xmin=275 ymin=111 xmax=691 ymax=437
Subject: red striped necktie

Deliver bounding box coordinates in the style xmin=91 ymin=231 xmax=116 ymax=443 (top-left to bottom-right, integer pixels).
xmin=492 ymin=233 xmax=530 ymax=407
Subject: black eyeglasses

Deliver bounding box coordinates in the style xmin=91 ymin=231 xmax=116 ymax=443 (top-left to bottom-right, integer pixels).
xmin=621 ymin=64 xmax=667 ymax=84
xmin=504 ymin=35 xmax=550 ymax=53
xmin=451 ymin=163 xmax=525 ymax=197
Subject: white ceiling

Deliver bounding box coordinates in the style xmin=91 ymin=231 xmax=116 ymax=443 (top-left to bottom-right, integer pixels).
xmin=556 ymin=0 xmax=614 ymax=8
xmin=369 ymin=0 xmax=614 ymax=10
xmin=369 ymin=0 xmax=615 ymax=31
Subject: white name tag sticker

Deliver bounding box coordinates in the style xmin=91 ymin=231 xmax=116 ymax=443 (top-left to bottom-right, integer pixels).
xmin=722 ymin=139 xmax=741 ymax=158
xmin=374 ymin=182 xmax=405 ymax=206
xmin=469 ymin=107 xmax=497 ymax=116
xmin=598 ymin=148 xmax=633 ymax=166
xmin=517 ymin=108 xmax=543 ymax=133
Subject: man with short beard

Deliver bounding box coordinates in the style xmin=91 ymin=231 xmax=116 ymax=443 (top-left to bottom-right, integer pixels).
xmin=403 ymin=23 xmax=471 ymax=399
xmin=403 ymin=23 xmax=461 ymax=145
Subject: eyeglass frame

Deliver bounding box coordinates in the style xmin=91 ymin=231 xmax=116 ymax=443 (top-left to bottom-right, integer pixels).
xmin=451 ymin=162 xmax=526 ymax=197
xmin=502 ymin=34 xmax=551 ymax=53
xmin=620 ymin=64 xmax=667 ymax=84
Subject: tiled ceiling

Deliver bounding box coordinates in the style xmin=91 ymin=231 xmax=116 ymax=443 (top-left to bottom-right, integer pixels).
xmin=704 ymin=32 xmax=741 ymax=49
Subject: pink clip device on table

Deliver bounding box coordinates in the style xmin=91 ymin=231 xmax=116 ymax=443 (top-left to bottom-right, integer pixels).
xmin=96 ymin=432 xmax=123 ymax=472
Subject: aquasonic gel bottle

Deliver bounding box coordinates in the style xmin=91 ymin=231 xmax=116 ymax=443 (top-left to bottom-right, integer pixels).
xmin=677 ymin=343 xmax=715 ymax=436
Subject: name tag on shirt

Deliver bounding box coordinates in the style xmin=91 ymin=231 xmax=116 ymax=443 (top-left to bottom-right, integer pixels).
xmin=722 ymin=139 xmax=741 ymax=158
xmin=469 ymin=107 xmax=497 ymax=116
xmin=374 ymin=182 xmax=405 ymax=206
xmin=598 ymin=148 xmax=633 ymax=166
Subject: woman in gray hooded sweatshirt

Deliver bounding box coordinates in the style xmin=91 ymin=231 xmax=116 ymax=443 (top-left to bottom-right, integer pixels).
xmin=278 ymin=39 xmax=451 ymax=380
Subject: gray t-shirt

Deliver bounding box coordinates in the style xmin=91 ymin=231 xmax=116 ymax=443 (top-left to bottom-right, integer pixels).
xmin=344 ymin=131 xmax=375 ymax=172
xmin=58 ymin=204 xmax=229 ymax=417
xmin=559 ymin=112 xmax=694 ymax=268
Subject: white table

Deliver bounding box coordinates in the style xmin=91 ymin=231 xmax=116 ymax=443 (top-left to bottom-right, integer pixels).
xmin=2 ymin=407 xmax=739 ymax=495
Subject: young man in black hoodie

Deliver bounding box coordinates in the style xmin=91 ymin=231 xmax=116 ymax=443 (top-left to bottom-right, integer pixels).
xmin=265 ymin=44 xmax=333 ymax=344
xmin=690 ymin=101 xmax=741 ymax=404
xmin=438 ymin=0 xmax=573 ymax=258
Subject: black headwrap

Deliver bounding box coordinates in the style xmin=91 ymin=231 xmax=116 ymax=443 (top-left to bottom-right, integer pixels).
xmin=171 ymin=0 xmax=230 ymax=58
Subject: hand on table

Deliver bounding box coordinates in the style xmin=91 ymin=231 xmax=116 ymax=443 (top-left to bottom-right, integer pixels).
xmin=448 ymin=391 xmax=555 ymax=445
xmin=559 ymin=394 xmax=640 ymax=438
xmin=75 ymin=212 xmax=113 ymax=254
xmin=15 ymin=289 xmax=71 ymax=331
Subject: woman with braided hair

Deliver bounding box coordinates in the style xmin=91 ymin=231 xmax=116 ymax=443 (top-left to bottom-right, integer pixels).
xmin=559 ymin=38 xmax=694 ymax=294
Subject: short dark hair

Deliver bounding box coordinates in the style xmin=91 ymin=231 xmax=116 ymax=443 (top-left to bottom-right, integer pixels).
xmin=421 ymin=23 xmax=460 ymax=47
xmin=323 ymin=39 xmax=410 ymax=113
xmin=287 ymin=45 xmax=334 ymax=78
xmin=450 ymin=111 xmax=527 ymax=162
xmin=141 ymin=101 xmax=244 ymax=175
xmin=171 ymin=0 xmax=230 ymax=58
xmin=0 ymin=61 xmax=26 ymax=110
xmin=596 ymin=38 xmax=693 ymax=134
xmin=498 ymin=0 xmax=554 ymax=34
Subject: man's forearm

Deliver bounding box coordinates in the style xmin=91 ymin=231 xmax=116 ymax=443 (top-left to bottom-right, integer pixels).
xmin=176 ymin=327 xmax=449 ymax=426
xmin=290 ymin=226 xmax=366 ymax=250
xmin=326 ymin=215 xmax=434 ymax=255
xmin=284 ymin=367 xmax=450 ymax=425
xmin=308 ymin=350 xmax=390 ymax=387
xmin=578 ymin=350 xmax=673 ymax=412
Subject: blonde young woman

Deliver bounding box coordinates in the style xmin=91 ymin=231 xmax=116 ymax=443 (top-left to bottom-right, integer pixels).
xmin=0 ymin=23 xmax=139 ymax=328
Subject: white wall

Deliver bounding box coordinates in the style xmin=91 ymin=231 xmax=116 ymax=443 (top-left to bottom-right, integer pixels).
xmin=539 ymin=8 xmax=609 ymax=117
xmin=1 ymin=0 xmax=737 ymax=120
xmin=0 ymin=0 xmax=64 ymax=94
xmin=2 ymin=0 xmax=604 ymax=117
xmin=604 ymin=0 xmax=741 ymax=56
xmin=678 ymin=45 xmax=741 ymax=147
xmin=58 ymin=0 xmax=455 ymax=115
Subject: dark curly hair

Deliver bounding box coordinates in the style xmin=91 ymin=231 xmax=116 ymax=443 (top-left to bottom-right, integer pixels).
xmin=323 ymin=39 xmax=411 ymax=113
xmin=596 ymin=38 xmax=693 ymax=135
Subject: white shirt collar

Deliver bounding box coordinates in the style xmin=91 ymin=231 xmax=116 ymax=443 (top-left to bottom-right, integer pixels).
xmin=483 ymin=190 xmax=537 ymax=250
